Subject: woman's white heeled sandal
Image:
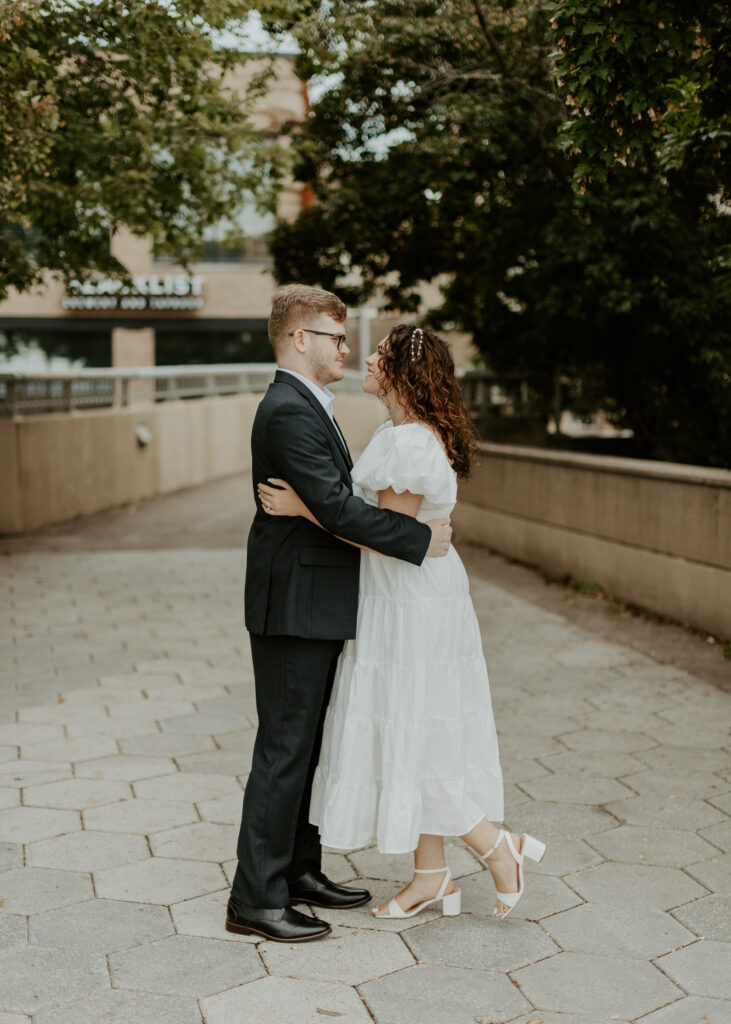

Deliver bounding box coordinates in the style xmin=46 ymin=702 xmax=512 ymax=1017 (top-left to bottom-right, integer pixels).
xmin=481 ymin=830 xmax=547 ymax=919
xmin=371 ymin=866 xmax=462 ymax=919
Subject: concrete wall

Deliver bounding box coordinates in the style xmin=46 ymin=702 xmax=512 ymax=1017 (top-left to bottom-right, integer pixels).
xmin=0 ymin=392 xmax=386 ymax=536
xmin=453 ymin=444 xmax=731 ymax=639
xmin=3 ymin=400 xmax=728 ymax=638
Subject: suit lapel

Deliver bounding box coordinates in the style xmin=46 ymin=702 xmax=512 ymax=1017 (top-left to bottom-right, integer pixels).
xmin=274 ymin=370 xmax=353 ymax=471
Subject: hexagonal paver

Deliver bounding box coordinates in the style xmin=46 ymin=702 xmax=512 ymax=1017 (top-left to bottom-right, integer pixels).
xmin=197 ymin=793 xmax=242 ymax=825
xmin=637 ymin=745 xmax=731 ymax=774
xmin=506 ymin=801 xmax=616 ymax=837
xmin=708 ymin=791 xmax=731 ymax=814
xmin=500 ymin=755 xmax=550 ymax=783
xmin=620 ymin=769 xmax=730 ymax=799
xmin=83 ymin=798 xmax=197 ymax=834
xmin=32 ymin=990 xmax=203 ymax=1024
xmin=110 ymin=933 xmax=263 ymax=995
xmin=0 ymin=789 xmax=19 ymax=810
xmin=570 ymin=709 xmax=667 ymax=733
xmin=558 ymin=729 xmax=656 ymax=753
xmin=208 ymin=727 xmax=257 ymax=753
xmin=555 ymin=639 xmax=642 ymax=668
xmin=650 ymin=726 xmax=730 ymax=750
xmin=0 ymin=842 xmax=23 ymax=875
xmin=27 ymin=830 xmax=150 ymax=872
xmin=133 ymin=772 xmax=241 ymax=803
xmin=135 ymin=657 xmax=209 ymax=675
xmin=460 ymin=869 xmax=582 ymax=920
xmin=0 ymin=867 xmax=93 ymax=915
xmin=0 ymin=914 xmax=27 ymax=951
xmin=520 ymin=774 xmax=634 ymax=804
xmin=360 ymin=963 xmax=530 ymax=1024
xmin=700 ymin=820 xmax=731 ymax=852
xmin=672 ymin=895 xmax=731 ymax=942
xmin=685 ymin=854 xmax=731 ymax=894
xmin=508 ymin=1015 xmax=627 ymax=1024
xmin=21 ymin=737 xmax=119 ymax=763
xmin=589 ymin=825 xmax=719 ymax=868
xmin=0 ymin=723 xmax=64 ymax=746
xmin=605 ymin=794 xmax=726 ymax=830
xmin=95 ymin=856 xmax=225 ymax=904
xmin=657 ymin=940 xmax=731 ymax=998
xmin=120 ymin=733 xmax=216 ymax=758
xmin=322 ymin=851 xmax=357 ymax=883
xmin=170 ymin=889 xmax=256 ymax=943
xmin=202 ymin=977 xmax=374 ymax=1024
xmin=568 ymin=862 xmax=707 ymax=910
xmin=0 ymin=946 xmax=109 ymax=1013
xmin=18 ymin=704 xmax=109 ymax=727
xmin=149 ymin=822 xmax=237 ymax=862
xmin=540 ymin=750 xmax=646 ymax=778
xmin=160 ymin=712 xmax=249 ymax=735
xmin=496 ymin=733 xmax=565 ymax=760
xmin=348 ymin=844 xmax=480 ymax=883
xmin=30 ymin=898 xmax=173 ymax=952
xmin=175 ymin=750 xmax=248 ymax=775
xmin=262 ymin=925 xmax=414 ymax=985
xmin=108 ymin=698 xmax=196 ymax=722
xmin=0 ymin=762 xmax=71 ymax=788
xmin=404 ymin=914 xmax=557 ymax=971
xmin=544 ymin=901 xmax=694 ymax=958
xmin=638 ymin=995 xmax=731 ymax=1023
xmin=530 ymin=836 xmax=603 ymax=875
xmin=74 ymin=754 xmax=177 ymax=781
xmin=513 ymin=951 xmax=680 ymax=1019
xmin=65 ymin=718 xmax=154 ymax=741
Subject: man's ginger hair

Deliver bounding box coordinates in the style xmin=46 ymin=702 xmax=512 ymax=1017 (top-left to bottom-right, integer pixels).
xmin=268 ymin=284 xmax=347 ymax=358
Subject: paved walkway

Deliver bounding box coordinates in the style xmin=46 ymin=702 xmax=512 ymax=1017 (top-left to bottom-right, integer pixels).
xmin=1 ymin=475 xmax=729 ymax=1024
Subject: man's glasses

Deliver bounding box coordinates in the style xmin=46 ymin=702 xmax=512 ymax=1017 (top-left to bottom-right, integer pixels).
xmin=288 ymin=327 xmax=348 ymax=352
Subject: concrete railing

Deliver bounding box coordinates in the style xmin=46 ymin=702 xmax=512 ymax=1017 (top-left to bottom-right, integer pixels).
xmin=0 ymin=364 xmax=366 ymax=415
xmin=453 ymin=444 xmax=731 ymax=639
xmin=0 ymin=366 xmax=384 ymax=536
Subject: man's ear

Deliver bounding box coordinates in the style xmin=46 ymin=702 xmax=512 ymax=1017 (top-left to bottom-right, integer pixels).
xmin=291 ymin=329 xmax=307 ymax=354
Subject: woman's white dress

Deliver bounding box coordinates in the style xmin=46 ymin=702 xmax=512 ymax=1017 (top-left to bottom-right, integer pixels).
xmin=310 ymin=421 xmax=504 ymax=853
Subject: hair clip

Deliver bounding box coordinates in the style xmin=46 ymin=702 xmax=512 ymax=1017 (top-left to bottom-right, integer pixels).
xmin=410 ymin=327 xmax=424 ymax=362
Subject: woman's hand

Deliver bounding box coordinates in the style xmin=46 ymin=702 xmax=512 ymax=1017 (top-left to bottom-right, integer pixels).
xmin=257 ymin=478 xmax=309 ymax=518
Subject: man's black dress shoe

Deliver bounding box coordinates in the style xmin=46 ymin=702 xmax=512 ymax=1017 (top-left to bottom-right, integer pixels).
xmin=226 ymin=898 xmax=331 ymax=942
xmin=289 ymin=869 xmax=371 ymax=909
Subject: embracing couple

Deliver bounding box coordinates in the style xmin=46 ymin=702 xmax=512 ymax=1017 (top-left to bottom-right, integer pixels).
xmin=227 ymin=284 xmax=545 ymax=942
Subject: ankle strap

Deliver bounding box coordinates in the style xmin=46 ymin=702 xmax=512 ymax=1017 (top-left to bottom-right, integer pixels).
xmin=481 ymin=830 xmax=506 ymax=861
xmin=414 ymin=866 xmax=449 ymax=874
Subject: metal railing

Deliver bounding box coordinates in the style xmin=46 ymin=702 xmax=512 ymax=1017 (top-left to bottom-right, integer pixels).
xmin=0 ymin=364 xmax=367 ymax=416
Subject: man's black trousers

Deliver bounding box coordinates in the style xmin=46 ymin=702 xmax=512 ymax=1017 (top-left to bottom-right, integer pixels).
xmin=231 ymin=633 xmax=344 ymax=908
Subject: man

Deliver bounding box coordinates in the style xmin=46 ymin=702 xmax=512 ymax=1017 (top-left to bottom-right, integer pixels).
xmin=227 ymin=284 xmax=452 ymax=942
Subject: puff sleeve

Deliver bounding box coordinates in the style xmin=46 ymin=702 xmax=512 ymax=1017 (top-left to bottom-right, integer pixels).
xmin=352 ymin=423 xmax=457 ymax=506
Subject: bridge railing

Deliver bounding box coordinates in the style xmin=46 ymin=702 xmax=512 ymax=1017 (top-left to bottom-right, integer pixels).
xmin=0 ymin=364 xmax=367 ymax=416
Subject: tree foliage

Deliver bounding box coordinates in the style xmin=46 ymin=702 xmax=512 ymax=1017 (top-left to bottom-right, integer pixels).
xmin=0 ymin=0 xmax=289 ymax=303
xmin=548 ymin=0 xmax=730 ymax=191
xmin=271 ymin=0 xmax=730 ymax=466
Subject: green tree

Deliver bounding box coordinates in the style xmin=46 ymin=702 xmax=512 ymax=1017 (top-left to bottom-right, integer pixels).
xmin=0 ymin=0 xmax=289 ymax=308
xmin=547 ymin=0 xmax=730 ymax=192
xmin=271 ymin=0 xmax=730 ymax=466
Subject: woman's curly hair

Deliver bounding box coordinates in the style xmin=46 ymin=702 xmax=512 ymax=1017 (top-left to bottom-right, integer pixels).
xmin=377 ymin=324 xmax=477 ymax=479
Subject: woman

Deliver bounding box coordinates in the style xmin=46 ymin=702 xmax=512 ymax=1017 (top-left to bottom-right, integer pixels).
xmin=257 ymin=324 xmax=545 ymax=919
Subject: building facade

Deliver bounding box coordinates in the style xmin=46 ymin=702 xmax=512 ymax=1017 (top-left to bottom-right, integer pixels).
xmin=0 ymin=55 xmax=475 ymax=372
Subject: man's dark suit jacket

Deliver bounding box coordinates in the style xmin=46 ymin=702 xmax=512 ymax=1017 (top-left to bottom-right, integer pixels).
xmin=244 ymin=370 xmax=431 ymax=639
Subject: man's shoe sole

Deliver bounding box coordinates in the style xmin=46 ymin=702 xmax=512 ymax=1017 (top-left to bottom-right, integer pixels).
xmin=289 ymin=894 xmax=371 ymax=909
xmin=225 ymin=918 xmax=331 ymax=942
